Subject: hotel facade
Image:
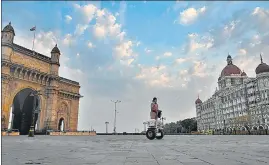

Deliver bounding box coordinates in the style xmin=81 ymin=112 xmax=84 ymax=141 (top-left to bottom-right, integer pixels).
xmin=195 ymin=55 xmax=269 ymax=131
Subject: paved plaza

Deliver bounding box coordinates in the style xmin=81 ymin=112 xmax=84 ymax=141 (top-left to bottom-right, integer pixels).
xmin=2 ymin=135 xmax=269 ymax=165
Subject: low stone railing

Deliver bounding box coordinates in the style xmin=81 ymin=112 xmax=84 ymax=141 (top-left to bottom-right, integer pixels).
xmin=49 ymin=131 xmax=96 ymax=136
xmin=1 ymin=131 xmax=20 ymax=136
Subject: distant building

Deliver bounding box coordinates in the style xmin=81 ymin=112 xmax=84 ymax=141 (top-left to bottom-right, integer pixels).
xmin=195 ymin=55 xmax=269 ymax=131
xmin=1 ymin=22 xmax=82 ymax=134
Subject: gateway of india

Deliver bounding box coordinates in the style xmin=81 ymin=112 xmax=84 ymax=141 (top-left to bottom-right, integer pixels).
xmin=1 ymin=22 xmax=82 ymax=135
xmin=195 ymin=54 xmax=269 ymax=132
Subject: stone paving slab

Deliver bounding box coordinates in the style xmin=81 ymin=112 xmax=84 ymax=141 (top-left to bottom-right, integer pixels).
xmin=2 ymin=135 xmax=269 ymax=165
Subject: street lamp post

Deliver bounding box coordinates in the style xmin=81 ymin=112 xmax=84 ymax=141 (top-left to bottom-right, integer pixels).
xmin=105 ymin=122 xmax=109 ymax=133
xmin=143 ymin=122 xmax=147 ymax=132
xmin=111 ymin=100 xmax=121 ymax=134
xmin=28 ymin=91 xmax=41 ymax=137
xmin=161 ymin=117 xmax=166 ymax=125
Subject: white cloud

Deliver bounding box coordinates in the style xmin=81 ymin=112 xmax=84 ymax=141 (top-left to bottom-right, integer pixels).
xmin=74 ymin=3 xmax=134 ymax=62
xmin=73 ymin=4 xmax=80 ymax=9
xmin=93 ymin=24 xmax=106 ymax=38
xmin=252 ymin=7 xmax=268 ymax=16
xmin=62 ymin=34 xmax=74 ymax=46
xmin=238 ymin=49 xmax=247 ymax=55
xmin=87 ymin=42 xmax=95 ymax=49
xmin=135 ymin=65 xmax=172 ymax=87
xmin=92 ymin=8 xmax=124 ymax=41
xmin=114 ymin=40 xmax=134 ymax=59
xmin=179 ymin=6 xmax=206 ymax=25
xmin=191 ymin=61 xmax=208 ymax=77
xmin=164 ymin=52 xmax=172 ymax=57
xmin=96 ymin=9 xmax=105 ymax=17
xmin=120 ymin=58 xmax=135 ymax=66
xmin=145 ymin=48 xmax=153 ymax=53
xmin=175 ymin=58 xmax=187 ymax=64
xmin=65 ymin=15 xmax=72 ymax=23
xmin=185 ymin=33 xmax=214 ymax=53
xmin=75 ymin=4 xmax=97 ymax=23
xmin=179 ymin=69 xmax=188 ymax=76
xmin=108 ymin=23 xmax=122 ymax=37
xmin=74 ymin=24 xmax=89 ymax=36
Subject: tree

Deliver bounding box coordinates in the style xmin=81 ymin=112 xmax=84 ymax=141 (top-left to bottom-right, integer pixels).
xmin=180 ymin=118 xmax=197 ymax=132
xmin=163 ymin=118 xmax=197 ymax=133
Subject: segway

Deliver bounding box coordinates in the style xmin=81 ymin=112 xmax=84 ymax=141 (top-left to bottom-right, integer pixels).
xmin=146 ymin=110 xmax=164 ymax=140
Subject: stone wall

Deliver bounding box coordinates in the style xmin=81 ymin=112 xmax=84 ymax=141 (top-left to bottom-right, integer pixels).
xmin=59 ymin=81 xmax=80 ymax=93
xmin=11 ymin=51 xmax=51 ymax=73
xmin=50 ymin=131 xmax=96 ymax=136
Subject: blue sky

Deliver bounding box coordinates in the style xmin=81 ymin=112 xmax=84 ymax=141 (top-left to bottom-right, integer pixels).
xmin=2 ymin=1 xmax=269 ymax=132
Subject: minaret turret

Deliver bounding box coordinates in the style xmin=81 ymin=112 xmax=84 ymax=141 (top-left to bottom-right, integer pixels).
xmin=50 ymin=44 xmax=61 ymax=75
xmin=1 ymin=22 xmax=15 ymax=62
xmin=1 ymin=22 xmax=15 ymax=45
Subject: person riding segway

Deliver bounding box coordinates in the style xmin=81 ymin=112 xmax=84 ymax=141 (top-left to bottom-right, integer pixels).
xmin=146 ymin=97 xmax=164 ymax=140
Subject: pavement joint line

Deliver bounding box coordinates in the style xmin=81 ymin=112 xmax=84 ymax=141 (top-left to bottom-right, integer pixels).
xmin=239 ymin=156 xmax=268 ymax=164
xmin=206 ymin=148 xmax=269 ymax=163
xmin=228 ymin=150 xmax=269 ymax=159
xmin=145 ymin=144 xmax=161 ymax=165
xmin=165 ymin=145 xmax=214 ymax=165
xmin=123 ymin=139 xmax=136 ymax=165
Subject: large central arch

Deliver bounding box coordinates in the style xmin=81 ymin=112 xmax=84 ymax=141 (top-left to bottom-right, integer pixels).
xmin=8 ymin=88 xmax=41 ymax=135
xmin=58 ymin=118 xmax=65 ymax=131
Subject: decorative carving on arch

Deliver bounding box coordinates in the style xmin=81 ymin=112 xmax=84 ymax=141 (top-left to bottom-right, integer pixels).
xmin=58 ymin=102 xmax=68 ymax=115
xmin=56 ymin=102 xmax=69 ymax=130
xmin=57 ymin=102 xmax=69 ymax=130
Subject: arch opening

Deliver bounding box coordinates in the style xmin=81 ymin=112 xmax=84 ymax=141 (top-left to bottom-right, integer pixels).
xmin=240 ymin=126 xmax=246 ymax=131
xmin=8 ymin=88 xmax=40 ymax=135
xmin=258 ymin=125 xmax=264 ymax=130
xmin=58 ymin=118 xmax=65 ymax=132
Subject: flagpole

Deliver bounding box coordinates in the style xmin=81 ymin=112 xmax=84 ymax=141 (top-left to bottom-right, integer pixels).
xmin=32 ymin=26 xmax=36 ymax=54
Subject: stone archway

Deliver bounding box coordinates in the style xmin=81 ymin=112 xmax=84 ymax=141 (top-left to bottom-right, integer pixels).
xmin=7 ymin=88 xmax=41 ymax=135
xmin=56 ymin=102 xmax=69 ymax=131
xmin=58 ymin=117 xmax=65 ymax=131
